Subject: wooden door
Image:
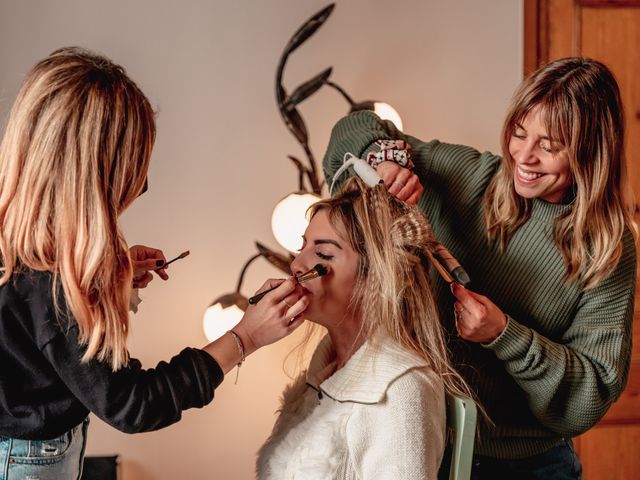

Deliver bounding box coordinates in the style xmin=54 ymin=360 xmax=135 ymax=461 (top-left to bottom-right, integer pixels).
xmin=525 ymin=1 xmax=640 ymax=478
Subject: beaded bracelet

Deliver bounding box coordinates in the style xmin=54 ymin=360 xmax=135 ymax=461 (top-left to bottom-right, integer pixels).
xmin=229 ymin=330 xmax=245 ymax=384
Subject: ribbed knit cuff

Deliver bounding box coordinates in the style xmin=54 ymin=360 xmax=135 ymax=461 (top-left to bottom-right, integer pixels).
xmin=324 ymin=111 xmax=387 ymax=187
xmin=482 ymin=315 xmax=533 ymax=361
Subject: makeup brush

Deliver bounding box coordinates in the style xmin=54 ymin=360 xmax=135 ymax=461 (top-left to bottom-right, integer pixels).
xmin=296 ymin=263 xmax=329 ymax=283
xmin=248 ymin=263 xmax=329 ymax=305
xmin=156 ymin=250 xmax=190 ymax=270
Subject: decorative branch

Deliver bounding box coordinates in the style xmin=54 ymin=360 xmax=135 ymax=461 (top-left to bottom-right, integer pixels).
xmin=255 ymin=242 xmax=293 ymax=274
xmin=219 ymin=4 xmax=342 ymax=312
xmin=285 ymin=67 xmax=333 ymax=109
xmin=275 ymin=3 xmax=336 ymax=195
xmin=235 ymin=253 xmax=262 ymax=293
xmin=287 ymin=155 xmax=308 ymax=191
xmin=325 ymin=80 xmax=356 ymax=107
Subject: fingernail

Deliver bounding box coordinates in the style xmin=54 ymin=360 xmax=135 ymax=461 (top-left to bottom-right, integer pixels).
xmin=156 ymin=260 xmax=165 ymax=267
xmin=450 ymin=282 xmax=456 ymax=293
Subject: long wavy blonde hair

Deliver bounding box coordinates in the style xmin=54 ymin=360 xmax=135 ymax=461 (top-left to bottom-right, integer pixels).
xmin=0 ymin=47 xmax=155 ymax=370
xmin=308 ymin=177 xmax=474 ymax=401
xmin=484 ymin=57 xmax=637 ymax=289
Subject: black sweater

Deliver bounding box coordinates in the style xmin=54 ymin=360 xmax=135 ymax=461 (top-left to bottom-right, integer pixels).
xmin=0 ymin=269 xmax=223 ymax=440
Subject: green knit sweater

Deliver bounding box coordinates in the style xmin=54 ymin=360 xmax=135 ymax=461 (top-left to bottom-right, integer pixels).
xmin=323 ymin=111 xmax=636 ymax=459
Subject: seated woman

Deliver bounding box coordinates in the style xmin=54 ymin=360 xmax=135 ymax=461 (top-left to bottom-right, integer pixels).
xmin=256 ymin=177 xmax=473 ymax=479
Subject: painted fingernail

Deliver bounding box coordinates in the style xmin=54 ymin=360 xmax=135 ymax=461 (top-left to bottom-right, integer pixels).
xmin=156 ymin=260 xmax=165 ymax=267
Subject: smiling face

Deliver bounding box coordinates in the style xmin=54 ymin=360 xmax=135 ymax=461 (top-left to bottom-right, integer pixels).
xmin=290 ymin=209 xmax=359 ymax=326
xmin=508 ymin=106 xmax=573 ymax=203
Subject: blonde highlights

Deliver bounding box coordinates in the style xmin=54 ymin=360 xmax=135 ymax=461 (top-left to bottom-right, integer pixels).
xmin=485 ymin=57 xmax=636 ymax=288
xmin=310 ymin=177 xmax=474 ymax=400
xmin=0 ymin=47 xmax=155 ymax=369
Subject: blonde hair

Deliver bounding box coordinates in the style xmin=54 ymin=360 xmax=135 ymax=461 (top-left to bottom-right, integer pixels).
xmin=0 ymin=47 xmax=155 ymax=370
xmin=485 ymin=57 xmax=636 ymax=289
xmin=309 ymin=177 xmax=474 ymax=401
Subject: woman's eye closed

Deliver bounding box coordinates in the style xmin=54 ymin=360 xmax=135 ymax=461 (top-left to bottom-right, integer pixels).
xmin=539 ymin=141 xmax=561 ymax=153
xmin=316 ymin=252 xmax=333 ymax=260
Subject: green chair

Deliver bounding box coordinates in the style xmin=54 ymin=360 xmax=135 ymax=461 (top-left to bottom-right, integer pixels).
xmin=446 ymin=394 xmax=477 ymax=480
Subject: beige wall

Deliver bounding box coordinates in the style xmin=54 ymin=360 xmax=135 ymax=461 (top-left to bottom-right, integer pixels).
xmin=0 ymin=1 xmax=522 ymax=478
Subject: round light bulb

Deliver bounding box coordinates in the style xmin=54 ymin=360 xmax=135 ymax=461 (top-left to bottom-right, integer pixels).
xmin=373 ymin=102 xmax=403 ymax=131
xmin=202 ymin=295 xmax=246 ymax=341
xmin=271 ymin=192 xmax=321 ymax=252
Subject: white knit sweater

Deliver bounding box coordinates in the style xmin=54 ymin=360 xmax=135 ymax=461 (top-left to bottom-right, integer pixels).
xmin=256 ymin=335 xmax=446 ymax=479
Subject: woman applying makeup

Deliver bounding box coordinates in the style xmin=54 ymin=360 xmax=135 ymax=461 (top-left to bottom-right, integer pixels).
xmin=0 ymin=47 xmax=308 ymax=479
xmin=257 ymin=177 xmax=473 ymax=479
xmin=323 ymin=58 xmax=636 ymax=479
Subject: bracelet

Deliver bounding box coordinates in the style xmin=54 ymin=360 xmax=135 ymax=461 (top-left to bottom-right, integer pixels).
xmin=228 ymin=330 xmax=245 ymax=384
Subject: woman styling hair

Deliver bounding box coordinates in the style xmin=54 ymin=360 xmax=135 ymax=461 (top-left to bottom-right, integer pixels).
xmin=323 ymin=57 xmax=636 ymax=478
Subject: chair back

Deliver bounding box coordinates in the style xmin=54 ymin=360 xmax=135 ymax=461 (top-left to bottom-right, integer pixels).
xmin=446 ymin=394 xmax=477 ymax=480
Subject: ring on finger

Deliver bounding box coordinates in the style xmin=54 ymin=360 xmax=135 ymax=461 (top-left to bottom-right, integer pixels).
xmin=392 ymin=180 xmax=406 ymax=187
xmin=283 ymin=298 xmax=293 ymax=308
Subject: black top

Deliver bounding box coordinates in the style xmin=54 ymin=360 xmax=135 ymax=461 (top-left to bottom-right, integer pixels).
xmin=0 ymin=269 xmax=223 ymax=440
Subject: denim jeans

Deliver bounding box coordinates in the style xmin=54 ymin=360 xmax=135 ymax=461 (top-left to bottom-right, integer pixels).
xmin=0 ymin=418 xmax=89 ymax=480
xmin=440 ymin=438 xmax=583 ymax=480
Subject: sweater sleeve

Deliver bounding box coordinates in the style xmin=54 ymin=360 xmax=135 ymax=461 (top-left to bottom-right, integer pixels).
xmin=41 ymin=325 xmax=224 ymax=434
xmin=346 ymin=368 xmax=446 ymax=479
xmin=322 ymin=111 xmax=500 ymax=207
xmin=323 ymin=111 xmax=413 ymax=193
xmin=484 ymin=230 xmax=637 ymax=436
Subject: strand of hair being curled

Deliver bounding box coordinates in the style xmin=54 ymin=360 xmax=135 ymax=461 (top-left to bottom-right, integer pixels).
xmin=0 ymin=47 xmax=155 ymax=370
xmin=309 ymin=177 xmax=476 ymax=403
